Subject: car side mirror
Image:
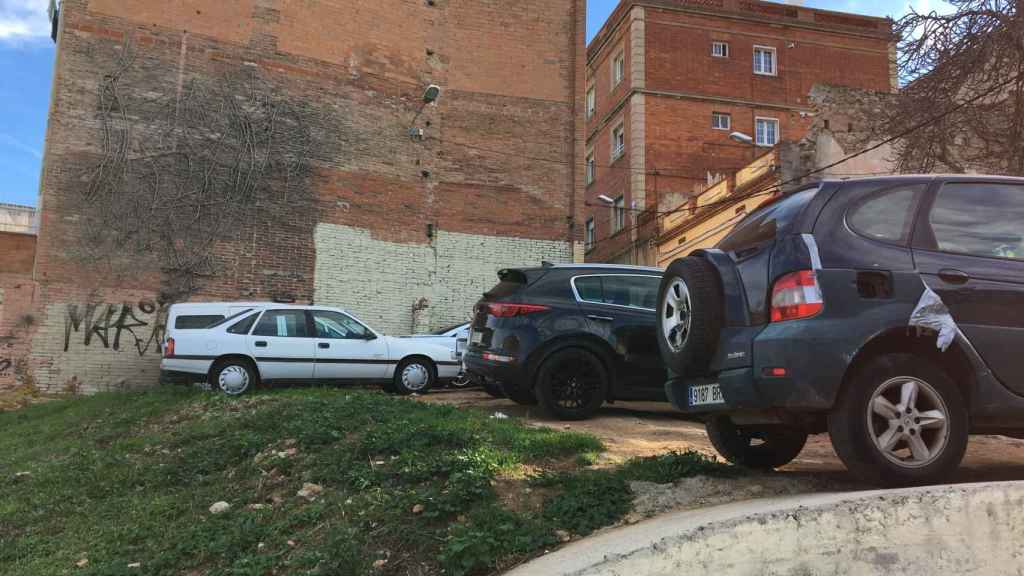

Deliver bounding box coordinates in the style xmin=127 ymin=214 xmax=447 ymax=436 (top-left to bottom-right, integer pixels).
xmin=362 ymin=333 xmax=377 ymax=341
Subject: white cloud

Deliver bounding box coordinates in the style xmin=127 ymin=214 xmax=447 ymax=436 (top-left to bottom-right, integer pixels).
xmin=0 ymin=0 xmax=51 ymax=42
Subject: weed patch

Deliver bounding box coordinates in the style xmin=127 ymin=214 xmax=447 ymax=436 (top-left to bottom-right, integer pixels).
xmin=0 ymin=388 xmax=737 ymax=576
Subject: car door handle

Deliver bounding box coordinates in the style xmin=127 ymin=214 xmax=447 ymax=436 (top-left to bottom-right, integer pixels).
xmin=318 ymin=342 xmax=330 ymax=349
xmin=255 ymin=341 xmax=268 ymax=348
xmin=588 ymin=315 xmax=614 ymax=322
xmin=938 ymin=269 xmax=970 ymax=285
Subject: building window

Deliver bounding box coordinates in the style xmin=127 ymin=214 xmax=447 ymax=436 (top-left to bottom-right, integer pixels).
xmin=753 ymin=46 xmax=777 ymax=76
xmin=611 ymin=123 xmax=625 ymax=161
xmin=755 ymin=117 xmax=779 ymax=146
xmin=585 ymin=218 xmax=595 ymax=251
xmin=586 ymin=88 xmax=596 ymax=119
xmin=711 ymin=41 xmax=729 ymax=58
xmin=612 ymin=195 xmax=625 ymax=232
xmin=712 ymin=112 xmax=731 ymax=130
xmin=612 ymin=51 xmax=625 ymax=87
xmin=585 ymin=151 xmax=595 ymax=185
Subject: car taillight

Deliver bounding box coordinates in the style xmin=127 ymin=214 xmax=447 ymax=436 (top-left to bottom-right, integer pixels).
xmin=164 ymin=337 xmax=175 ymax=358
xmin=484 ymin=303 xmax=550 ymax=318
xmin=770 ymin=270 xmax=824 ymax=322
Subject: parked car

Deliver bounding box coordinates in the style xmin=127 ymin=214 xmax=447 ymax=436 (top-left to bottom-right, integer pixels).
xmin=657 ymin=175 xmax=1024 ymax=486
xmin=414 ymin=322 xmax=477 ymax=388
xmin=161 ymin=303 xmax=461 ymax=395
xmin=464 ymin=264 xmax=666 ymax=420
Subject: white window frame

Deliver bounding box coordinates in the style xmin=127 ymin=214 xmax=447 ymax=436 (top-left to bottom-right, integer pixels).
xmin=586 ymin=87 xmax=596 ymax=119
xmin=612 ymin=195 xmax=625 ymax=233
xmin=611 ymin=122 xmax=625 ymax=162
xmin=711 ymin=112 xmax=731 ymax=131
xmin=755 ymin=116 xmax=780 ymax=147
xmin=585 ymin=218 xmax=595 ymax=251
xmin=711 ymin=41 xmax=729 ymax=58
xmin=753 ymin=45 xmax=777 ymax=76
xmin=585 ymin=150 xmax=595 ymax=185
xmin=612 ymin=51 xmax=625 ymax=88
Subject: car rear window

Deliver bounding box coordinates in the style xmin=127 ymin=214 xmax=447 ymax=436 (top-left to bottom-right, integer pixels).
xmin=718 ymin=186 xmax=819 ymax=253
xmin=485 ymin=268 xmax=548 ymax=298
xmin=174 ymin=315 xmax=225 ymax=329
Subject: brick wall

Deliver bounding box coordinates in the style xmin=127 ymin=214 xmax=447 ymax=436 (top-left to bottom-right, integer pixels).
xmin=0 ymin=233 xmax=36 ymax=275
xmin=583 ymin=0 xmax=892 ymax=263
xmin=14 ymin=0 xmax=585 ymax=392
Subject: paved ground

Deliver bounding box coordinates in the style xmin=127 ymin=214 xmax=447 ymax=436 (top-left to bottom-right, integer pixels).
xmin=419 ymin=388 xmax=1024 ymax=486
xmin=506 ymin=482 xmax=1024 ymax=576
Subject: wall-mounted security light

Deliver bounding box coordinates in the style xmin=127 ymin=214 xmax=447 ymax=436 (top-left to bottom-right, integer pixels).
xmin=597 ymin=194 xmax=615 ymax=204
xmin=729 ymin=131 xmax=754 ymax=145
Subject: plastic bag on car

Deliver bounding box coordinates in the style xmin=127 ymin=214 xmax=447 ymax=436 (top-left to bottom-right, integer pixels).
xmin=909 ymin=285 xmax=959 ymax=352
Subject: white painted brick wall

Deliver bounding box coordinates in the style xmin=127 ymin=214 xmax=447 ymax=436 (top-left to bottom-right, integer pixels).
xmin=314 ymin=224 xmax=572 ymax=334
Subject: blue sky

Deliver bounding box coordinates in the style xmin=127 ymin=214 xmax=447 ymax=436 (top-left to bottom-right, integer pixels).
xmin=0 ymin=0 xmax=949 ymax=208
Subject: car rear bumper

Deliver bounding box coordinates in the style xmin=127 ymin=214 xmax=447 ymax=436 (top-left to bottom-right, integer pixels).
xmin=667 ymin=318 xmax=856 ymax=415
xmin=463 ymin=350 xmax=527 ymax=385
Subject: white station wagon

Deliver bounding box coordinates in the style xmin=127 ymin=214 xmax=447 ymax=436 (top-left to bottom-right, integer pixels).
xmin=160 ymin=303 xmax=461 ymax=395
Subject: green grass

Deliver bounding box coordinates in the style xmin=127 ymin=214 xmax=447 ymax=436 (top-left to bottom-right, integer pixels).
xmin=0 ymin=387 xmax=735 ymax=576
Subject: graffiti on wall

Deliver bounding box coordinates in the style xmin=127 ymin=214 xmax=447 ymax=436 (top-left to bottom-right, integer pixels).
xmin=0 ymin=358 xmax=10 ymax=376
xmin=63 ymin=300 xmax=167 ymax=356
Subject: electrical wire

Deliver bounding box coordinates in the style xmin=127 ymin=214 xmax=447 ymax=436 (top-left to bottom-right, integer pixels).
xmin=426 ymin=134 xmax=743 ymax=182
xmin=583 ymin=70 xmax=1024 ymax=255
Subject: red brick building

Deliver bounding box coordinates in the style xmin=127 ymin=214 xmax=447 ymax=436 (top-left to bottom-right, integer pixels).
xmin=1 ymin=0 xmax=587 ymax=393
xmin=583 ymin=0 xmax=894 ymax=263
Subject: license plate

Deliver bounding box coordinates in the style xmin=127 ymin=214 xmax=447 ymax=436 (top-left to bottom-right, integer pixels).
xmin=689 ymin=383 xmax=724 ymax=407
xmin=470 ymin=330 xmax=483 ymax=345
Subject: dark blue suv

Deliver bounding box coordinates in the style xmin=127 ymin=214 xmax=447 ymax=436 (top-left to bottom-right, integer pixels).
xmin=464 ymin=264 xmax=666 ymax=420
xmin=658 ymin=175 xmax=1024 ymax=486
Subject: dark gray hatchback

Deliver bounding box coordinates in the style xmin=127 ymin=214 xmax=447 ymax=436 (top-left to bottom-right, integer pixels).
xmin=658 ymin=175 xmax=1024 ymax=486
xmin=464 ymin=264 xmax=666 ymax=420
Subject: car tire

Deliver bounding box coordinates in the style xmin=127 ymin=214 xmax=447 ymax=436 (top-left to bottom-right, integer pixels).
xmin=705 ymin=416 xmax=808 ymax=469
xmin=502 ymin=381 xmax=538 ymax=405
xmin=828 ymin=353 xmax=967 ymax=487
xmin=392 ymin=357 xmax=437 ymax=395
xmin=657 ymin=257 xmax=723 ymax=377
xmin=535 ymin=348 xmax=609 ymax=421
xmin=210 ymin=358 xmax=259 ymax=396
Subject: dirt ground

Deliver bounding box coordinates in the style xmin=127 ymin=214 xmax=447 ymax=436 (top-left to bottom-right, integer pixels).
xmin=419 ymin=388 xmax=1024 ymax=491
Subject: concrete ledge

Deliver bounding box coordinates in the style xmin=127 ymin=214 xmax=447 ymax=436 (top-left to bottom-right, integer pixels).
xmin=507 ymin=481 xmax=1024 ymax=575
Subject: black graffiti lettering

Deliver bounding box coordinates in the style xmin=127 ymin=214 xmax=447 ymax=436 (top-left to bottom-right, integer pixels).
xmin=112 ymin=304 xmax=148 ymax=352
xmin=62 ymin=301 xmax=168 ymax=356
xmin=64 ymin=303 xmax=98 ymax=352
xmin=0 ymin=359 xmax=11 ymax=374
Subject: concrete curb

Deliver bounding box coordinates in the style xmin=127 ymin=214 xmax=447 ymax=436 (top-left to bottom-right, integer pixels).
xmin=507 ymin=481 xmax=1024 ymax=576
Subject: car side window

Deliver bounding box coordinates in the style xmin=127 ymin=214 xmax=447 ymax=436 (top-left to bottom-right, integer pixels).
xmin=927 ymin=183 xmax=1024 ymax=260
xmin=574 ymin=275 xmax=660 ymax=310
xmin=847 ymin=184 xmax=924 ymax=244
xmin=227 ymin=312 xmax=259 ymax=335
xmin=252 ymin=310 xmax=309 ymax=337
xmin=574 ymin=276 xmax=604 ymax=302
xmin=312 ymin=311 xmax=372 ymax=340
xmin=174 ymin=315 xmax=224 ymax=329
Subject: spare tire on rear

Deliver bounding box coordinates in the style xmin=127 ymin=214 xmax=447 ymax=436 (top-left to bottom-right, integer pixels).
xmin=657 ymin=256 xmax=724 ymax=377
